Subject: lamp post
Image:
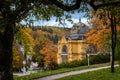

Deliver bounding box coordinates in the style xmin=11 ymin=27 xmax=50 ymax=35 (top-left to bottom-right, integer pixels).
xmin=109 ymin=40 xmax=112 ymax=65
xmin=86 ymin=45 xmax=90 ymax=67
xmin=87 ymin=54 xmax=90 ymax=66
xmin=20 ymin=44 xmax=26 ymax=74
xmin=22 ymin=60 xmax=26 ymax=74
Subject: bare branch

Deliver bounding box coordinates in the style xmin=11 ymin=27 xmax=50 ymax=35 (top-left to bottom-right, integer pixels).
xmin=14 ymin=1 xmax=33 ymax=22
xmin=89 ymin=0 xmax=97 ymax=10
xmin=14 ymin=1 xmax=42 ymax=23
xmin=89 ymin=0 xmax=120 ymax=11
xmin=97 ymin=1 xmax=120 ymax=9
xmin=49 ymin=0 xmax=120 ymax=12
xmin=15 ymin=6 xmax=32 ymax=23
xmin=49 ymin=0 xmax=81 ymax=11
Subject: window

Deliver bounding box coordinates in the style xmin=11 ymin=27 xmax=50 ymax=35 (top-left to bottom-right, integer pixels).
xmin=62 ymin=45 xmax=67 ymax=54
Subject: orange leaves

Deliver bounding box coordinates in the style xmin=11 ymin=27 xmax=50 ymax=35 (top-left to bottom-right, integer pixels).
xmin=85 ymin=29 xmax=96 ymax=37
xmin=40 ymin=41 xmax=57 ymax=65
xmin=86 ymin=29 xmax=110 ymax=52
xmin=90 ymin=9 xmax=111 ymax=29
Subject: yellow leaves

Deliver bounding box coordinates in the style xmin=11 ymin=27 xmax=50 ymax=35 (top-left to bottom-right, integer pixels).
xmin=24 ymin=27 xmax=32 ymax=33
xmin=15 ymin=27 xmax=35 ymax=57
xmin=13 ymin=45 xmax=24 ymax=68
xmin=18 ymin=28 xmax=34 ymax=47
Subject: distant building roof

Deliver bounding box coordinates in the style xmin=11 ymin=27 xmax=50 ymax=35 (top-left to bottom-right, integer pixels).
xmin=68 ymin=22 xmax=89 ymax=40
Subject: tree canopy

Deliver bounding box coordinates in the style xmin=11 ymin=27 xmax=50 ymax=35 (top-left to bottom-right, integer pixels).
xmin=1 ymin=0 xmax=120 ymax=80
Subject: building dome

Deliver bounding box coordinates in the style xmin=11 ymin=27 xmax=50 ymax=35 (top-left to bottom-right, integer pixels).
xmin=69 ymin=22 xmax=89 ymax=40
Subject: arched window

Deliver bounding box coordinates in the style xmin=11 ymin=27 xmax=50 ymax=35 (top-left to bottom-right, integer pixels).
xmin=61 ymin=45 xmax=68 ymax=63
xmin=62 ymin=45 xmax=67 ymax=54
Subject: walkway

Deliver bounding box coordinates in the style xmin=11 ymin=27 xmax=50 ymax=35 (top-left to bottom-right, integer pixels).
xmin=34 ymin=65 xmax=118 ymax=80
xmin=13 ymin=70 xmax=39 ymax=76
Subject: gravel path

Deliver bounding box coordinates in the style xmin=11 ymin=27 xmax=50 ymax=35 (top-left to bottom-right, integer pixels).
xmin=34 ymin=65 xmax=118 ymax=80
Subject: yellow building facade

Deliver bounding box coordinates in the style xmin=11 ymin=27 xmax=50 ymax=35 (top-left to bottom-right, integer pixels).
xmin=57 ymin=22 xmax=89 ymax=64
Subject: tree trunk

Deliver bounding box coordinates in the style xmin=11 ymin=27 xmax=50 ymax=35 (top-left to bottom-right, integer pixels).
xmin=110 ymin=15 xmax=116 ymax=73
xmin=0 ymin=22 xmax=15 ymax=80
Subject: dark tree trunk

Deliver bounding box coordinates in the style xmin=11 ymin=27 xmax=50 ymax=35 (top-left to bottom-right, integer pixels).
xmin=110 ymin=15 xmax=117 ymax=73
xmin=0 ymin=22 xmax=15 ymax=80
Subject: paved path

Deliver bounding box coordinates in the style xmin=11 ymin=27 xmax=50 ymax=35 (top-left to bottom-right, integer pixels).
xmin=13 ymin=71 xmax=39 ymax=76
xmin=34 ymin=65 xmax=118 ymax=80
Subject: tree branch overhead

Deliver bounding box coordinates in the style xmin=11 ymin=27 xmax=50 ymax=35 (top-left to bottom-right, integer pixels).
xmin=49 ymin=0 xmax=120 ymax=11
xmin=49 ymin=0 xmax=81 ymax=11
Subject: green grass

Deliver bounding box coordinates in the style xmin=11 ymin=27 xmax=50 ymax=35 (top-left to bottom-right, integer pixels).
xmin=57 ymin=67 xmax=120 ymax=80
xmin=14 ymin=63 xmax=111 ymax=80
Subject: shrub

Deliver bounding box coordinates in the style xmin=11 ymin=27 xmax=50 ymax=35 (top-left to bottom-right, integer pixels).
xmin=58 ymin=59 xmax=87 ymax=68
xmin=89 ymin=54 xmax=110 ymax=65
xmin=58 ymin=54 xmax=110 ymax=68
xmin=47 ymin=61 xmax=58 ymax=70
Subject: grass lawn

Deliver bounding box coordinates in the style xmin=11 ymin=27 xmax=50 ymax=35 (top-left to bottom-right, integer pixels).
xmin=14 ymin=63 xmax=112 ymax=80
xmin=57 ymin=67 xmax=120 ymax=80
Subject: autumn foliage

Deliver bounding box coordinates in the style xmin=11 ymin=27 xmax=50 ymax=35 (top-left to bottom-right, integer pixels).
xmin=86 ymin=29 xmax=110 ymax=53
xmin=86 ymin=9 xmax=120 ymax=53
xmin=86 ymin=26 xmax=120 ymax=53
xmin=13 ymin=44 xmax=24 ymax=70
xmin=40 ymin=41 xmax=57 ymax=65
xmin=12 ymin=26 xmax=68 ymax=70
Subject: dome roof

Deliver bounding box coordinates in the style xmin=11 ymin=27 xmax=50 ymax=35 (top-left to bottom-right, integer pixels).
xmin=69 ymin=22 xmax=89 ymax=40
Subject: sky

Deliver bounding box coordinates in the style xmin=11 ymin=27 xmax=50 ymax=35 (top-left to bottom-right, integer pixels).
xmin=32 ymin=18 xmax=88 ymax=28
xmin=21 ymin=12 xmax=89 ymax=28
